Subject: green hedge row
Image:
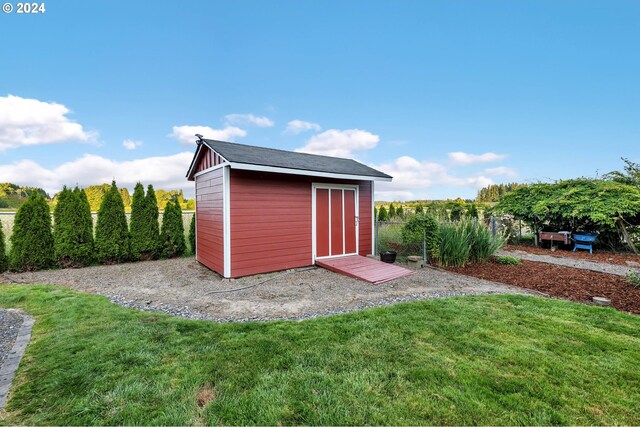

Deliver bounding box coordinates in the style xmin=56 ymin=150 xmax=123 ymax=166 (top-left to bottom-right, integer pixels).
xmin=0 ymin=181 xmax=194 ymax=273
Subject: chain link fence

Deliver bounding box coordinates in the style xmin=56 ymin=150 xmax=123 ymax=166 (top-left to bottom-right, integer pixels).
xmin=374 ymin=217 xmax=534 ymax=262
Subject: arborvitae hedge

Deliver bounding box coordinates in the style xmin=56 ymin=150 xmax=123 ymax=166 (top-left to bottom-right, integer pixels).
xmin=95 ymin=181 xmax=130 ymax=264
xmin=377 ymin=206 xmax=389 ymax=222
xmin=388 ymin=203 xmax=397 ymax=218
xmin=53 ymin=186 xmax=94 ymax=267
xmin=9 ymin=193 xmax=56 ymax=271
xmin=161 ymin=198 xmax=186 ymax=258
xmin=130 ymin=183 xmax=163 ymax=260
xmin=53 ymin=186 xmax=74 ymax=266
xmin=144 ymin=184 xmax=162 ymax=259
xmin=188 ymin=213 xmax=196 ymax=255
xmin=0 ymin=219 xmax=7 ymax=272
xmin=130 ymin=183 xmax=148 ymax=260
xmin=73 ymin=186 xmax=95 ymax=266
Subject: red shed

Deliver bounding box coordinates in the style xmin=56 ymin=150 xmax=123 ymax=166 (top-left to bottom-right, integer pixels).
xmin=186 ymin=138 xmax=392 ymax=278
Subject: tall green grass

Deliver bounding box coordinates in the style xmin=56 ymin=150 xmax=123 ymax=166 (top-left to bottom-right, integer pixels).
xmin=436 ymin=220 xmax=504 ymax=267
xmin=437 ymin=222 xmax=471 ymax=267
xmin=467 ymin=220 xmax=505 ymax=263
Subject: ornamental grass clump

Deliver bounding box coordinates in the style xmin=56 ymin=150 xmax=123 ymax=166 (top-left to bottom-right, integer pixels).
xmin=435 ymin=220 xmax=504 ymax=267
xmin=95 ymin=181 xmax=130 ymax=264
xmin=437 ymin=222 xmax=471 ymax=267
xmin=9 ymin=193 xmax=56 ymax=272
xmin=467 ymin=220 xmax=505 ymax=263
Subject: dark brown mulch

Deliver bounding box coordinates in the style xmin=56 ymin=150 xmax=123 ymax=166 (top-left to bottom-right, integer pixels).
xmin=504 ymin=244 xmax=640 ymax=267
xmin=445 ymin=260 xmax=640 ymax=314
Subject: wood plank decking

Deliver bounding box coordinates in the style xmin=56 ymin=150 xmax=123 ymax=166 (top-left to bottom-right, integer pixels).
xmin=316 ymin=255 xmax=415 ymax=284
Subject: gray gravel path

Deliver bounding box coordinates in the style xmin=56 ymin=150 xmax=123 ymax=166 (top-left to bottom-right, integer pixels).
xmin=499 ymin=249 xmax=640 ymax=276
xmin=0 ymin=310 xmax=22 ymax=366
xmin=0 ymin=309 xmax=34 ymax=412
xmin=1 ymin=257 xmax=530 ymax=322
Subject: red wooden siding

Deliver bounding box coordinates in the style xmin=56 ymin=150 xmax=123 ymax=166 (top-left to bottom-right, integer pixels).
xmin=344 ymin=190 xmax=357 ymax=254
xmin=194 ymin=148 xmax=225 ymax=174
xmin=229 ymin=170 xmax=313 ymax=277
xmin=194 ymin=164 xmax=374 ymax=278
xmin=195 ymin=149 xmax=211 ymax=173
xmin=358 ymin=181 xmax=373 ymax=257
xmin=195 ymin=167 xmax=224 ymax=275
xmin=330 ymin=189 xmax=343 ymax=256
xmin=315 ymin=189 xmax=330 ymax=257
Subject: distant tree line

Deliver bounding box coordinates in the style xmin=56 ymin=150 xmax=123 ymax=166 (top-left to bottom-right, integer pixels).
xmin=475 ymin=183 xmax=524 ymax=203
xmin=375 ymin=199 xmax=482 ymax=222
xmin=0 ymin=182 xmax=195 ymax=211
xmin=0 ymin=181 xmax=196 ymax=273
xmin=55 ymin=184 xmax=196 ymax=211
xmin=0 ymin=183 xmax=49 ymax=209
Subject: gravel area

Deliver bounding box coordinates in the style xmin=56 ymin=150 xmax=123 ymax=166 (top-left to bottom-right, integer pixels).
xmin=0 ymin=258 xmax=529 ymax=322
xmin=0 ymin=309 xmax=34 ymax=412
xmin=499 ymin=249 xmax=640 ymax=276
xmin=0 ymin=310 xmax=23 ymax=366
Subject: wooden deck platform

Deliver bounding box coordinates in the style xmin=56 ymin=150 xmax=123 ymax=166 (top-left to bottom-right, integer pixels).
xmin=316 ymin=255 xmax=415 ymax=284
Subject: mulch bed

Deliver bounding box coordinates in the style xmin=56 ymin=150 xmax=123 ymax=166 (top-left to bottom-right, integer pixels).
xmin=445 ymin=260 xmax=640 ymax=314
xmin=504 ymin=244 xmax=640 ymax=267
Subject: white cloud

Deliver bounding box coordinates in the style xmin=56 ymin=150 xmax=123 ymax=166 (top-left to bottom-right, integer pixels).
xmin=224 ymin=113 xmax=274 ymax=127
xmin=0 ymin=94 xmax=94 ymax=150
xmin=372 ymin=156 xmax=498 ymax=201
xmin=170 ymin=125 xmax=247 ymax=145
xmin=448 ymin=151 xmax=507 ymax=165
xmin=296 ymin=129 xmax=379 ymax=158
xmin=122 ymin=139 xmax=143 ymax=150
xmin=0 ymin=152 xmax=194 ymax=196
xmin=284 ymin=120 xmax=321 ymax=134
xmin=484 ymin=166 xmax=518 ymax=177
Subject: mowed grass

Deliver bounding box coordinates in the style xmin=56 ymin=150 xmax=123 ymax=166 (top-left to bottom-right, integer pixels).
xmin=1 ymin=286 xmax=639 ymax=425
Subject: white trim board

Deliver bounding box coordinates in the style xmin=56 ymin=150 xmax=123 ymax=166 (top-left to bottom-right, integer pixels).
xmin=223 ymin=165 xmax=231 ymax=278
xmin=193 ymin=162 xmax=228 ymax=178
xmin=229 ymin=162 xmax=391 ymax=182
xmin=371 ymin=181 xmax=375 ymax=256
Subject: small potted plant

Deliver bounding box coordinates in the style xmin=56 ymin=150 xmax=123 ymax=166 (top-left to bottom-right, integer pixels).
xmin=380 ymin=250 xmax=397 ymax=263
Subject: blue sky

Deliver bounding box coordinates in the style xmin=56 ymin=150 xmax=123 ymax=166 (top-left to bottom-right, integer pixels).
xmin=0 ymin=0 xmax=638 ymax=200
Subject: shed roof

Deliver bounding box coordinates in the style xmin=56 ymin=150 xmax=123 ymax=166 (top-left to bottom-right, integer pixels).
xmin=187 ymin=139 xmax=392 ymax=181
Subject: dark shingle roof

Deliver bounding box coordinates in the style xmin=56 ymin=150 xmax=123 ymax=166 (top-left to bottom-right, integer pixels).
xmin=197 ymin=139 xmax=392 ymax=180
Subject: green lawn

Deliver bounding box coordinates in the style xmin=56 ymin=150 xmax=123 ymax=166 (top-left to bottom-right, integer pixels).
xmin=1 ymin=286 xmax=639 ymax=425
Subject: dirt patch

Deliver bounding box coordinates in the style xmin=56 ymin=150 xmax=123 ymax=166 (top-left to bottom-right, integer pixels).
xmin=196 ymin=384 xmax=217 ymax=408
xmin=445 ymin=260 xmax=640 ymax=314
xmin=0 ymin=257 xmax=528 ymax=322
xmin=505 ymin=244 xmax=640 ymax=267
